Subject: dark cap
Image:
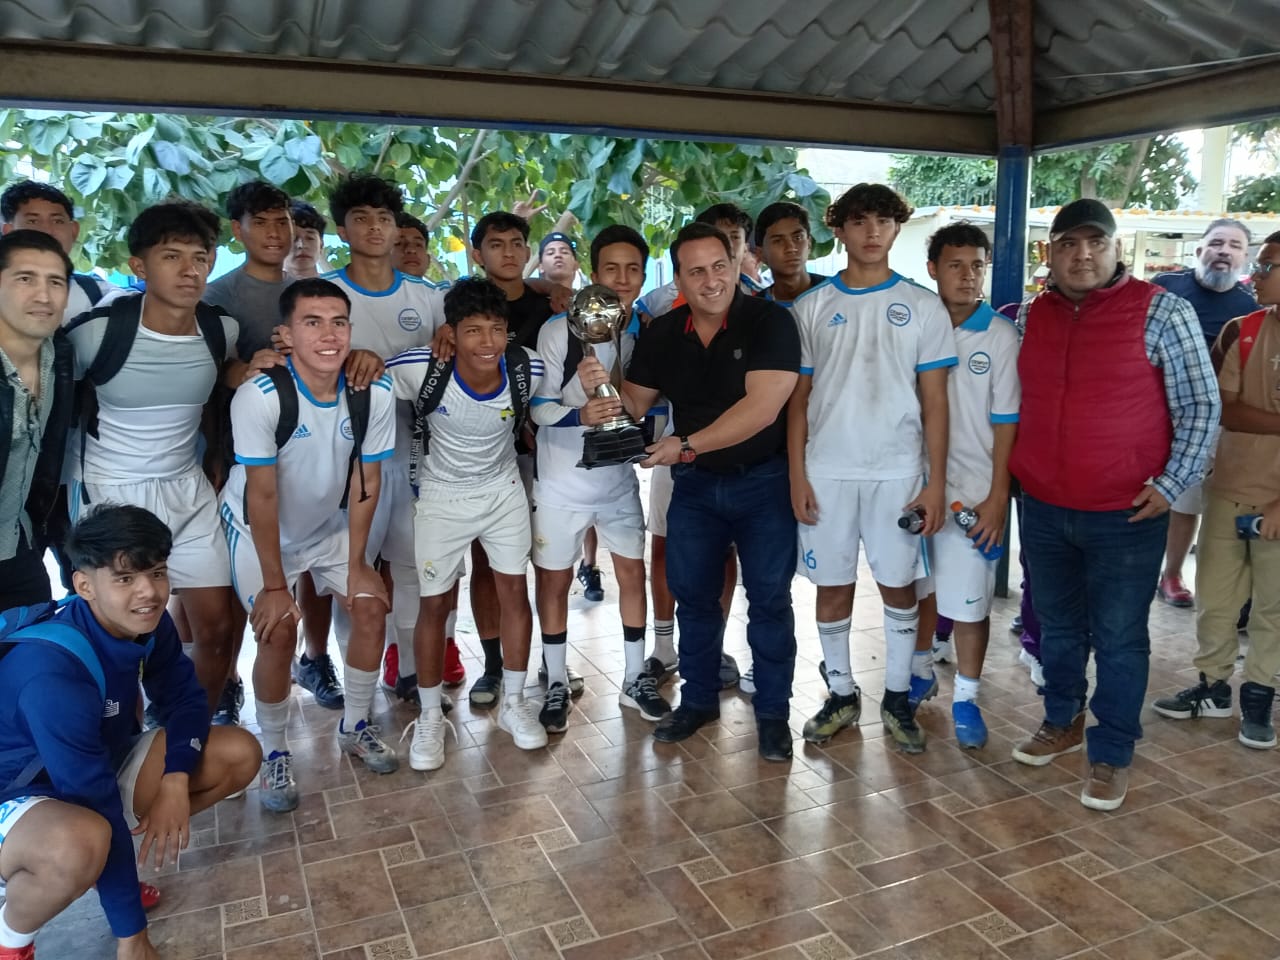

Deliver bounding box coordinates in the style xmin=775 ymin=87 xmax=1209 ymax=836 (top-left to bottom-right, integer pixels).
xmin=1050 ymin=199 xmax=1117 ymax=240
xmin=538 ymin=232 xmax=577 ymax=258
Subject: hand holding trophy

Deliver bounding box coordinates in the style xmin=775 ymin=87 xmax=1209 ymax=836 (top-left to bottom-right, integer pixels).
xmin=568 ymin=284 xmax=649 ymax=469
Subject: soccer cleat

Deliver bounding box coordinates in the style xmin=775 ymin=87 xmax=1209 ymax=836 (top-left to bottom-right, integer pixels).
xmin=577 ymin=560 xmax=605 ymax=601
xmin=537 ymin=662 xmax=586 ymax=697
xmin=469 ymin=672 xmax=502 ymax=708
xmin=908 ymin=672 xmax=939 ymax=711
xmin=881 ymin=689 xmax=926 ymax=753
xmin=952 ymin=700 xmax=988 ymax=750
xmin=802 ymin=689 xmax=862 ymax=744
xmin=1011 ymin=713 xmax=1085 ymax=766
xmin=1156 ymin=574 xmax=1194 ymax=608
xmin=293 ymin=653 xmax=345 ymax=710
xmin=1152 ymin=673 xmax=1232 ymax=720
xmin=337 ymin=718 xmax=400 ymax=774
xmin=443 ymin=638 xmax=466 ymax=686
xmin=401 ymin=707 xmax=455 ymax=772
xmin=1239 ymin=681 xmax=1277 ymax=749
xmin=212 ymin=677 xmax=244 ymax=726
xmin=259 ymin=750 xmax=299 ymax=812
xmin=498 ymin=692 xmax=550 ymax=750
xmin=540 ymin=682 xmax=572 ymax=733
xmin=719 ymin=651 xmax=741 ymax=689
xmin=620 ymin=673 xmax=672 ymax=721
xmin=1018 ymin=647 xmax=1045 ymax=688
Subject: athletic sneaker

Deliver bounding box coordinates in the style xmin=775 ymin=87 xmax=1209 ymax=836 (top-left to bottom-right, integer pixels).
xmin=643 ymin=655 xmax=677 ymax=681
xmin=537 ymin=662 xmax=586 ymax=697
xmin=1239 ymin=681 xmax=1277 ymax=749
xmin=293 ymin=653 xmax=345 ymax=710
xmin=337 ymin=718 xmax=400 ymax=773
xmin=931 ymin=636 xmax=953 ymax=664
xmin=212 ymin=677 xmax=244 ymax=726
xmin=540 ymin=682 xmax=572 ymax=733
xmin=1008 ymin=615 xmax=1023 ymax=635
xmin=738 ymin=666 xmax=756 ymax=695
xmin=577 ymin=560 xmax=605 ymax=602
xmin=881 ymin=689 xmax=926 ymax=753
xmin=382 ymin=642 xmax=400 ymax=690
xmin=259 ymin=750 xmax=299 ymax=812
xmin=443 ymin=638 xmax=466 ymax=687
xmin=803 ymin=689 xmax=862 ymax=744
xmin=1081 ymin=762 xmax=1129 ymax=811
xmin=1018 ymin=647 xmax=1044 ymax=688
xmin=1152 ymin=673 xmax=1232 ymax=720
xmin=0 ymin=944 xmax=35 ymax=959
xmin=952 ymin=700 xmax=988 ymax=750
xmin=719 ymin=652 xmax=741 ymax=689
xmin=1011 ymin=713 xmax=1085 ymax=766
xmin=401 ymin=707 xmax=455 ymax=772
xmin=383 ymin=671 xmax=421 ymax=706
xmin=620 ymin=674 xmax=672 ymax=721
xmin=498 ymin=691 xmax=549 ymax=750
xmin=469 ymin=672 xmax=502 ymax=708
xmin=908 ymin=672 xmax=939 ymax=710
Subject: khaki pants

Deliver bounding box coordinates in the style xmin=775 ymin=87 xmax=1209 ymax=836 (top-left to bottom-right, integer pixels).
xmin=1194 ymin=492 xmax=1280 ymax=687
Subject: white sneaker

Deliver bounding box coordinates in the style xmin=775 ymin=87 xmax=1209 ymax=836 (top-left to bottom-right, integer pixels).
xmin=401 ymin=707 xmax=455 ymax=772
xmin=498 ymin=693 xmax=549 ymax=750
xmin=1019 ymin=648 xmax=1045 ymax=687
xmin=932 ymin=637 xmax=954 ymax=663
xmin=738 ymin=666 xmax=756 ymax=695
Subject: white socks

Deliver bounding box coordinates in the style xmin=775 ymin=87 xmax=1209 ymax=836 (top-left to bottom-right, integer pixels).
xmin=255 ymin=697 xmax=290 ymax=756
xmin=817 ymin=617 xmax=855 ymax=696
xmin=342 ymin=665 xmax=378 ymax=732
xmin=503 ymin=669 xmax=527 ymax=701
xmin=420 ymin=682 xmax=444 ymax=716
xmin=652 ymin=619 xmax=676 ymax=665
xmin=445 ymin=609 xmax=458 ymax=641
xmin=911 ymin=649 xmax=935 ymax=679
xmin=954 ymin=674 xmax=981 ymax=703
xmin=0 ymin=904 xmax=37 ymax=949
xmin=883 ymin=604 xmax=919 ymax=692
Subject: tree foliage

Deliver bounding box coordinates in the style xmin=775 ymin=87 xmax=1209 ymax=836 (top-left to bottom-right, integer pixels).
xmin=887 ymin=135 xmax=1196 ymax=210
xmin=0 ymin=109 xmax=833 ymax=273
xmin=1228 ymin=119 xmax=1280 ymax=213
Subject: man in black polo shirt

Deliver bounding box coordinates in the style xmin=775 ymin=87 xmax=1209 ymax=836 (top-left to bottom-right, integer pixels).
xmin=616 ymin=221 xmax=800 ymax=761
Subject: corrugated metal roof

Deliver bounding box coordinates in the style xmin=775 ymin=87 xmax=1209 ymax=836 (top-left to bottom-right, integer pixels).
xmin=0 ymin=0 xmax=1277 ymax=151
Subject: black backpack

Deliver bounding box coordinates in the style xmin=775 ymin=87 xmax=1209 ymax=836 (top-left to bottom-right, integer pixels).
xmin=409 ymin=346 xmax=533 ymax=488
xmin=257 ymin=365 xmax=373 ymax=509
xmin=75 ymin=294 xmax=228 ymax=503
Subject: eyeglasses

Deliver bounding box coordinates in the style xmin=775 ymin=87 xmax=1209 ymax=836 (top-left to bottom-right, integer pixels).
xmin=1250 ymin=261 xmax=1279 ymax=278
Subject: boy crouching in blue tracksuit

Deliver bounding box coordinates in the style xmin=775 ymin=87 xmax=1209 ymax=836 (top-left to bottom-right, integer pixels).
xmin=0 ymin=505 xmax=260 ymax=960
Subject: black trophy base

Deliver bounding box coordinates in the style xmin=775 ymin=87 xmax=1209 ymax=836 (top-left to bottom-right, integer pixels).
xmin=577 ymin=424 xmax=649 ymax=469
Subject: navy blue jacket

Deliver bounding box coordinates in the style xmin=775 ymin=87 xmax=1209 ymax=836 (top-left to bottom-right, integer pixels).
xmin=0 ymin=598 xmax=209 ymax=937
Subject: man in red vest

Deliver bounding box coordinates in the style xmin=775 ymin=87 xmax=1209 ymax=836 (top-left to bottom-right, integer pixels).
xmin=1008 ymin=199 xmax=1220 ymax=812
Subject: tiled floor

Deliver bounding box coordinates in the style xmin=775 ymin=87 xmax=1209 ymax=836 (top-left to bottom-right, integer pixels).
xmin=36 ymin=552 xmax=1278 ymax=960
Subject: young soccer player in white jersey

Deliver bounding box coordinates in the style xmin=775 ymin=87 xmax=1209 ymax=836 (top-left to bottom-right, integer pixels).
xmin=788 ymin=184 xmax=957 ymax=754
xmin=529 ymin=226 xmax=671 ymax=732
xmin=320 ymin=174 xmax=448 ymax=707
xmin=221 ymin=278 xmax=400 ymax=811
xmin=920 ymin=223 xmax=1019 ymax=750
xmin=387 ymin=279 xmax=548 ymax=771
xmin=65 ymin=202 xmax=264 ymax=715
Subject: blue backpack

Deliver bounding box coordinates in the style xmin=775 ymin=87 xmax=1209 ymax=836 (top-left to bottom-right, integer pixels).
xmin=0 ymin=601 xmax=108 ymax=791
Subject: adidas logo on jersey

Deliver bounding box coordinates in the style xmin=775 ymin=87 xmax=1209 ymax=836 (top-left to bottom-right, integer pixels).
xmin=437 ymin=405 xmax=450 ymax=417
xmin=828 ymin=312 xmax=847 ymax=327
xmin=292 ymin=424 xmax=312 ymax=440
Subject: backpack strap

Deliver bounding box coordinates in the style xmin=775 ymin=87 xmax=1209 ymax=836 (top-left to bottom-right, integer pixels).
xmin=194 ymin=302 xmax=228 ymax=369
xmin=560 ymin=334 xmax=584 ymax=392
xmin=261 ymin=365 xmax=300 ymax=450
xmin=71 ymin=273 xmax=104 ymax=309
xmin=1238 ymin=308 xmax=1267 ymax=373
xmin=409 ymin=354 xmax=454 ymax=490
xmin=339 ymin=381 xmax=372 ymax=509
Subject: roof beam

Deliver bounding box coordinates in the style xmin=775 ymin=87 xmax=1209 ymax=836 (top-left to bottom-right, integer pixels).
xmin=1036 ymin=57 xmax=1280 ymax=149
xmin=988 ymin=0 xmax=1034 ymax=148
xmin=0 ymin=40 xmax=996 ymax=155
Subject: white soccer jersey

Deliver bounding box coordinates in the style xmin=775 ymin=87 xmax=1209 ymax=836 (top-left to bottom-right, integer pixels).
xmin=385 ymin=347 xmax=544 ymax=500
xmin=66 ymin=297 xmax=239 ymax=482
xmin=220 ymin=360 xmax=395 ymax=552
xmin=530 ymin=314 xmax=640 ymax=511
xmin=792 ymin=273 xmax=957 ymax=482
xmin=946 ymin=303 xmax=1021 ymax=506
xmin=64 ymin=274 xmax=127 ymax=326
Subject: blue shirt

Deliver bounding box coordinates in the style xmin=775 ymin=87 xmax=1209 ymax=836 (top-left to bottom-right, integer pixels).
xmin=1152 ymin=270 xmax=1257 ymax=349
xmin=0 ymin=598 xmax=209 ymax=937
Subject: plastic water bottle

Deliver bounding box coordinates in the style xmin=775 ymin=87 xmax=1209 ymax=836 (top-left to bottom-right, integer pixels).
xmin=1237 ymin=515 xmax=1263 ymax=540
xmin=897 ymin=505 xmax=926 ymax=534
xmin=951 ymin=501 xmax=1004 ymax=561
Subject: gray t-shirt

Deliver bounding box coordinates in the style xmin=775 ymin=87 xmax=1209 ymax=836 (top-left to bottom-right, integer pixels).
xmin=205 ymin=267 xmax=290 ymax=361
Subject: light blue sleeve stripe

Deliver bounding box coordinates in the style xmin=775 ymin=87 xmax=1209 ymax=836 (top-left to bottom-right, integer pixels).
xmin=530 ymin=397 xmax=556 ymax=406
xmin=916 ymin=356 xmax=958 ymax=372
xmin=361 ymin=449 xmax=394 ymax=463
xmin=235 ymin=455 xmax=277 ymax=466
xmin=989 ymin=413 xmax=1019 ymax=424
xmin=799 ymin=366 xmax=814 ymax=376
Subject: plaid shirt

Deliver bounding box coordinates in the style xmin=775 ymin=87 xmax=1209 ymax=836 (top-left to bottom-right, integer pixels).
xmin=1016 ymin=278 xmax=1220 ymax=504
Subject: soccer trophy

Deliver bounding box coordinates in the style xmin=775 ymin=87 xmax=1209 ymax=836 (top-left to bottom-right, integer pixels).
xmin=567 ymin=284 xmax=649 ymax=469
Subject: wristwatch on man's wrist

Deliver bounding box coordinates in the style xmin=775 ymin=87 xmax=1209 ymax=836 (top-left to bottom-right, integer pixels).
xmin=679 ymin=436 xmax=697 ymax=463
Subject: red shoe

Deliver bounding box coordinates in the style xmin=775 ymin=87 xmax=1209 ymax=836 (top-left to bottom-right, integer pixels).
xmin=443 ymin=638 xmax=466 ymax=687
xmin=382 ymin=642 xmax=400 ymax=689
xmin=0 ymin=945 xmax=35 ymax=959
xmin=140 ymin=880 xmax=162 ymax=910
xmin=1157 ymin=575 xmax=1193 ymax=608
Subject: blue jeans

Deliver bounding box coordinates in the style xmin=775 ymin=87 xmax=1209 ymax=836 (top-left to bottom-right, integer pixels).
xmin=1022 ymin=495 xmax=1168 ymax=767
xmin=666 ymin=457 xmax=797 ymax=720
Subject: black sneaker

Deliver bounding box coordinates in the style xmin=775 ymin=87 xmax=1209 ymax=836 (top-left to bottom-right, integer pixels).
xmin=212 ymin=677 xmax=244 ymax=726
xmin=620 ymin=673 xmax=672 ymax=721
xmin=292 ymin=654 xmax=345 ymax=710
xmin=577 ymin=561 xmax=604 ymax=602
xmin=1239 ymin=681 xmax=1276 ymax=749
xmin=1151 ymin=673 xmax=1232 ymax=720
xmin=384 ymin=671 xmax=421 ymax=707
xmin=643 ymin=655 xmax=677 ymax=682
xmin=540 ymin=682 xmax=572 ymax=733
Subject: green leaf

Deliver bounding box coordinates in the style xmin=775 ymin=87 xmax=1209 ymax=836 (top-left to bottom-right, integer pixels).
xmin=284 ymin=134 xmax=323 ymax=166
xmin=68 ymin=117 xmax=104 ymax=141
xmin=155 ymin=114 xmax=186 ymax=142
xmin=124 ymin=127 xmax=156 ymax=164
xmin=260 ymin=146 xmax=300 ymax=185
xmin=142 ymin=167 xmax=171 ymax=202
xmin=29 ymin=118 xmax=70 ymax=155
xmin=567 ymin=178 xmax=596 ymax=223
xmin=68 ymin=155 xmax=107 ymax=195
xmin=586 ymin=141 xmax=615 ymax=175
xmin=151 ymin=140 xmax=191 ymax=175
xmin=104 ymin=164 xmax=135 ymax=191
xmin=388 ymin=142 xmax=412 ymax=167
